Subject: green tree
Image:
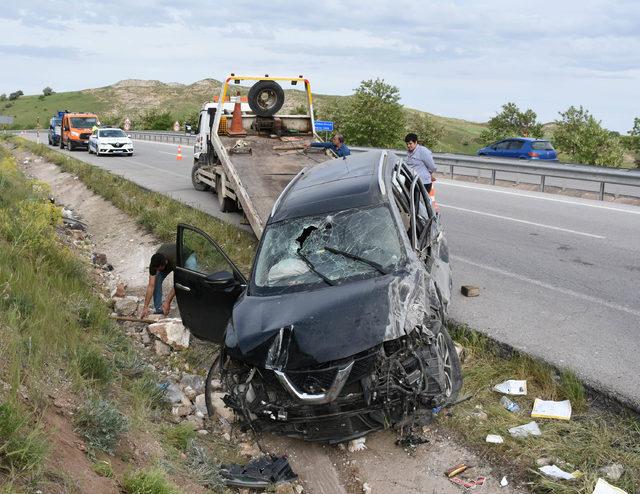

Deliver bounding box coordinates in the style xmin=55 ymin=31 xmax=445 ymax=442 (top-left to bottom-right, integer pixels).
xmin=405 ymin=111 xmax=444 ymax=149
xmin=140 ymin=109 xmax=174 ymax=130
xmin=626 ymin=117 xmax=640 ymax=153
xmin=8 ymin=90 xmax=23 ymax=101
xmin=42 ymin=87 xmax=54 ymax=96
xmin=0 ymin=94 xmax=6 ymax=102
xmin=479 ymin=102 xmax=544 ymax=144
xmin=552 ymin=106 xmax=624 ymax=167
xmin=337 ymin=78 xmax=406 ymax=148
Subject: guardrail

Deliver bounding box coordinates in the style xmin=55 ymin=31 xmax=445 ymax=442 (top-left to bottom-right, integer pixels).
xmin=126 ymin=132 xmax=640 ymax=201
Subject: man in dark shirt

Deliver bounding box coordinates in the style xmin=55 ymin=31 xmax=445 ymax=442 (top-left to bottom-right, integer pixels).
xmin=306 ymin=133 xmax=351 ymax=157
xmin=141 ymin=243 xmax=177 ymax=317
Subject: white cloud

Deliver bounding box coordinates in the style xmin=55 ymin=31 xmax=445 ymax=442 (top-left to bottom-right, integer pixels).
xmin=0 ymin=0 xmax=638 ymax=131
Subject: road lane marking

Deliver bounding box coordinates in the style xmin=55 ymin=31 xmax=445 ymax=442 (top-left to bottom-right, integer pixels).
xmin=132 ymin=139 xmax=193 ymax=149
xmin=439 ymin=203 xmax=606 ymax=239
xmin=437 ymin=180 xmax=640 ymax=215
xmin=156 ymin=150 xmax=193 ymax=157
xmin=113 ymin=157 xmax=186 ymax=178
xmin=453 ymin=255 xmax=640 ymax=319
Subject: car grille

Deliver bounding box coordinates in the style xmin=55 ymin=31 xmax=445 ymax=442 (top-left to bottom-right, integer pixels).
xmin=284 ymin=350 xmax=379 ymax=394
xmin=80 ymin=133 xmax=91 ymax=139
xmin=111 ymin=142 xmax=124 ymax=148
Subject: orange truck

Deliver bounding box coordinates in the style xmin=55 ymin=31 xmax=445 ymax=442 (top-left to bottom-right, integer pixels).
xmin=60 ymin=112 xmax=99 ymax=151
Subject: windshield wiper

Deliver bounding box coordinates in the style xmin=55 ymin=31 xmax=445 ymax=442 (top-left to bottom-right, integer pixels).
xmin=323 ymin=246 xmax=389 ymax=275
xmin=296 ymin=248 xmax=335 ymax=286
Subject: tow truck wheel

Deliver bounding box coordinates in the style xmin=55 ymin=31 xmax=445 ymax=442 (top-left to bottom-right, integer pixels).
xmin=191 ymin=162 xmax=209 ymax=191
xmin=248 ymin=80 xmax=285 ymax=117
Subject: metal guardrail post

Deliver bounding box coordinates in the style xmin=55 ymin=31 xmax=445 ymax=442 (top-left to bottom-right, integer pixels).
xmin=449 ymin=165 xmax=454 ymax=179
xmin=599 ymin=182 xmax=605 ymax=201
xmin=491 ymin=169 xmax=496 ymax=185
xmin=540 ymin=175 xmax=546 ymax=193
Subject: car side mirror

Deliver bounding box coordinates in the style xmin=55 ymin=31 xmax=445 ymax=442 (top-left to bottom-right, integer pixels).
xmin=205 ymin=270 xmax=236 ymax=287
xmin=127 ymin=134 xmax=131 ymax=138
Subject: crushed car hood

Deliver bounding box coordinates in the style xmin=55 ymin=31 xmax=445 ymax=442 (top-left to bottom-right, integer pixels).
xmin=225 ymin=267 xmax=430 ymax=369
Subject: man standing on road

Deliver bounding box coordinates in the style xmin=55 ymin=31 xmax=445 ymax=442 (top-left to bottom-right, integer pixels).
xmin=404 ymin=133 xmax=436 ymax=192
xmin=305 ymin=133 xmax=351 ymax=157
xmin=141 ymin=243 xmax=178 ymax=318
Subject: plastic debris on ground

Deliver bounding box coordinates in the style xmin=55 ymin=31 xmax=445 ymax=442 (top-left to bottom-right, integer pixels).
xmin=500 ymin=476 xmax=508 ymax=487
xmin=538 ymin=464 xmax=577 ymax=480
xmin=508 ymin=421 xmax=541 ymax=438
xmin=347 ymin=437 xmax=367 ymax=452
xmin=220 ymin=454 xmax=297 ymax=488
xmin=449 ymin=476 xmax=486 ymax=489
xmin=445 ymin=463 xmax=469 ymax=477
xmin=493 ymin=379 xmax=527 ymax=395
xmin=592 ymin=478 xmax=628 ymax=494
xmin=485 ymin=434 xmax=504 ymax=444
xmin=531 ymin=398 xmax=572 ymax=420
xmin=396 ymin=429 xmax=429 ymax=454
xmin=500 ymin=396 xmax=521 ymax=413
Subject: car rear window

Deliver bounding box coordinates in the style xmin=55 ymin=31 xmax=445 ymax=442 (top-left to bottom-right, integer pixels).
xmin=532 ymin=141 xmax=554 ymax=150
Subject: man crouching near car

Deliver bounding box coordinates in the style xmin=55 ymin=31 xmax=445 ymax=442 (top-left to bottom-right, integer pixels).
xmin=141 ymin=244 xmax=177 ymax=318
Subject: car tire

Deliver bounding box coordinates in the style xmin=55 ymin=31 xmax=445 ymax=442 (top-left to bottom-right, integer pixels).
xmin=217 ymin=175 xmax=237 ymax=212
xmin=191 ymin=161 xmax=209 ymax=191
xmin=68 ymin=140 xmax=75 ymax=151
xmin=434 ymin=325 xmax=462 ymax=404
xmin=248 ymin=80 xmax=285 ymax=117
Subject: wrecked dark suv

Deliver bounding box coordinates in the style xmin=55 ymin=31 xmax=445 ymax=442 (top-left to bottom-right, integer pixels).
xmin=174 ymin=150 xmax=461 ymax=443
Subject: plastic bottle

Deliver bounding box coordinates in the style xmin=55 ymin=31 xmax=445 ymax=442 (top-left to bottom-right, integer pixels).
xmin=500 ymin=396 xmax=520 ymax=413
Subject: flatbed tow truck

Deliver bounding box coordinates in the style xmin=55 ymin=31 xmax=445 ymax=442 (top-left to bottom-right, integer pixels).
xmin=190 ymin=75 xmax=335 ymax=237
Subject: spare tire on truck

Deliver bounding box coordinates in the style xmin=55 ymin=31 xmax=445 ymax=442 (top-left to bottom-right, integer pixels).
xmin=248 ymin=80 xmax=285 ymax=117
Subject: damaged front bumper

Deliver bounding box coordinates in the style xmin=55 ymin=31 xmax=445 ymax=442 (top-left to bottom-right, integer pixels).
xmin=220 ymin=329 xmax=450 ymax=443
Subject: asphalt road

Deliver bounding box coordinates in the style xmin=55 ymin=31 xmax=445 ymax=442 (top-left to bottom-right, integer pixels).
xmin=21 ymin=133 xmax=640 ymax=409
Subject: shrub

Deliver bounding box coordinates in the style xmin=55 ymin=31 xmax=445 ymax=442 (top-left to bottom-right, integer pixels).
xmin=122 ymin=468 xmax=177 ymax=494
xmin=74 ymin=398 xmax=128 ymax=453
xmin=479 ymin=102 xmax=544 ymax=145
xmin=161 ymin=423 xmax=196 ymax=452
xmin=140 ymin=109 xmax=174 ymax=131
xmin=42 ymin=87 xmax=54 ymax=97
xmin=76 ymin=347 xmax=112 ymax=385
xmin=8 ymin=91 xmax=23 ymax=101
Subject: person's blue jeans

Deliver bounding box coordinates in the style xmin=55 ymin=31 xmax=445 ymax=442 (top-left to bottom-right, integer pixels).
xmin=153 ymin=271 xmax=167 ymax=314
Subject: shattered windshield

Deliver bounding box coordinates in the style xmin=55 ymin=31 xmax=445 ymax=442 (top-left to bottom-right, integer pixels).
xmin=253 ymin=206 xmax=404 ymax=292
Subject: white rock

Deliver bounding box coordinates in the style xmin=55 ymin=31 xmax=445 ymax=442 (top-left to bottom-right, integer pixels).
xmin=348 ymin=437 xmax=367 ymax=452
xmin=209 ymin=392 xmax=234 ymax=422
xmin=148 ymin=318 xmax=190 ymax=350
xmin=180 ymin=374 xmax=205 ymax=394
xmin=362 ymin=482 xmax=372 ymax=494
xmin=598 ymin=463 xmax=624 ymax=482
xmin=194 ymin=393 xmax=208 ymax=416
xmin=197 ymin=429 xmax=209 ymax=435
xmin=500 ymin=476 xmax=508 ymax=487
xmin=164 ymin=383 xmax=186 ymax=404
xmin=171 ymin=404 xmax=192 ymax=417
xmin=113 ymin=296 xmax=139 ymax=316
xmin=183 ymin=385 xmax=197 ymax=401
xmin=186 ymin=415 xmax=204 ymax=430
xmin=154 ymin=340 xmax=171 ymax=356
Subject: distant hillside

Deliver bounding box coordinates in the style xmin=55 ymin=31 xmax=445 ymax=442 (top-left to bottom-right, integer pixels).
xmin=1 ymin=79 xmax=486 ymax=154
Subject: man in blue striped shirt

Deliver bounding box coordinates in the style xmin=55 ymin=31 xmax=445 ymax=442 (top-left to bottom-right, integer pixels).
xmin=306 ymin=133 xmax=351 ymax=157
xmin=404 ymin=133 xmax=436 ymax=192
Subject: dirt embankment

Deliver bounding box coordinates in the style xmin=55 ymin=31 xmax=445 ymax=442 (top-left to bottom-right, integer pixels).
xmin=16 ymin=147 xmax=526 ymax=494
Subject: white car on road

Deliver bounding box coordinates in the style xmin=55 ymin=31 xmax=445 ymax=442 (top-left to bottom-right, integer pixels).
xmin=88 ymin=128 xmax=134 ymax=156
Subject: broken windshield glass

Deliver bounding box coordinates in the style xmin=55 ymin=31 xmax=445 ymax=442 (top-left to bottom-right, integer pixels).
xmin=254 ymin=206 xmax=404 ymax=292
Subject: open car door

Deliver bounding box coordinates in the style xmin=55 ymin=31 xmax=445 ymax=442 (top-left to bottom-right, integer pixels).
xmin=174 ymin=224 xmax=246 ymax=344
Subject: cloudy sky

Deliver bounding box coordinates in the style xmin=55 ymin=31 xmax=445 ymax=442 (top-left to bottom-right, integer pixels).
xmin=1 ymin=0 xmax=639 ymax=131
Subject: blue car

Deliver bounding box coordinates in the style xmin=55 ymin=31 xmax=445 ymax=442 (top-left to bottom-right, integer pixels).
xmin=477 ymin=138 xmax=557 ymax=160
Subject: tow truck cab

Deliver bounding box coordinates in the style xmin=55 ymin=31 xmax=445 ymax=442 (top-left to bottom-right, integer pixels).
xmin=60 ymin=112 xmax=98 ymax=151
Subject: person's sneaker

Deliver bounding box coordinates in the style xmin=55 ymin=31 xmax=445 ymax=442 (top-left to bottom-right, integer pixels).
xmin=153 ymin=309 xmax=163 ymax=315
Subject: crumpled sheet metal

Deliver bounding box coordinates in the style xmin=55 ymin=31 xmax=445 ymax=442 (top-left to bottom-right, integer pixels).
xmin=221 ymin=454 xmax=297 ymax=488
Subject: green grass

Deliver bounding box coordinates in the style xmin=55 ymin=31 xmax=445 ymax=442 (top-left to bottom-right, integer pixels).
xmin=92 ymin=459 xmax=114 ymax=478
xmin=160 ymin=423 xmax=197 ymax=452
xmin=76 ymin=346 xmax=113 ymax=386
xmin=448 ymin=324 xmax=640 ymax=493
xmin=6 ymin=136 xmax=256 ymax=274
xmin=121 ymin=468 xmax=178 ymax=494
xmin=0 ymin=402 xmax=48 ymax=474
xmin=1 ymin=91 xmax=106 ymax=130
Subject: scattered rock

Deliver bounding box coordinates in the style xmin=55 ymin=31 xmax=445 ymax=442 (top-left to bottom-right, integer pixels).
xmin=194 ymin=393 xmax=208 ymax=416
xmin=362 ymin=482 xmax=372 ymax=494
xmin=110 ymin=281 xmax=127 ymax=298
xmin=183 ymin=385 xmax=197 ymax=401
xmin=295 ymin=486 xmax=304 ymax=494
xmin=92 ymin=253 xmax=108 ymax=266
xmin=141 ymin=331 xmax=151 ymax=345
xmin=454 ymin=343 xmax=465 ymax=362
xmin=186 ymin=415 xmax=204 ymax=430
xmin=275 ymin=484 xmax=297 ymax=494
xmin=209 ymin=378 xmax=223 ymax=392
xmin=598 ymin=463 xmax=624 ymax=481
xmin=154 ymin=340 xmax=171 ymax=356
xmin=164 ymin=383 xmax=187 ymax=404
xmin=148 ymin=318 xmax=190 ymax=350
xmin=180 ymin=373 xmax=205 ymax=394
xmin=238 ymin=441 xmax=260 ymax=458
xmin=347 ymin=437 xmax=367 ymax=452
xmin=113 ymin=296 xmax=139 ymax=316
xmin=209 ymin=392 xmax=234 ymax=422
xmin=222 ymin=432 xmax=231 ymax=441
xmin=197 ymin=429 xmax=209 ymax=436
xmin=536 ymin=457 xmax=551 ymax=467
xmin=171 ymin=404 xmax=192 ymax=417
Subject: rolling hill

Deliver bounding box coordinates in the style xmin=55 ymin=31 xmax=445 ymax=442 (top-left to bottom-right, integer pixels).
xmin=1 ymin=79 xmax=486 ymax=154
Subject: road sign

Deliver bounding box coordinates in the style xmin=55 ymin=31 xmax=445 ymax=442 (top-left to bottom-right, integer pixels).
xmin=314 ymin=120 xmax=334 ymax=132
xmin=173 ymin=121 xmax=180 ymax=132
xmin=0 ymin=115 xmax=14 ymax=125
xmin=124 ymin=118 xmax=131 ymax=131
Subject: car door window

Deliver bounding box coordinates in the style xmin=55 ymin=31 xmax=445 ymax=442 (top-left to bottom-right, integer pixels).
xmin=180 ymin=227 xmax=241 ymax=278
xmin=508 ymin=140 xmax=524 ymax=150
xmin=495 ymin=141 xmax=509 ymax=150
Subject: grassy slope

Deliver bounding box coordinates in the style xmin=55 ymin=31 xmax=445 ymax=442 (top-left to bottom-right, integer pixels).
xmin=6 ymin=79 xmax=486 ymax=155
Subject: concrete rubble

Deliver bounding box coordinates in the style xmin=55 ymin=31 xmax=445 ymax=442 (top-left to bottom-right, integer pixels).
xmin=148 ymin=318 xmax=190 ymax=349
xmin=113 ymin=296 xmax=140 ymax=316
